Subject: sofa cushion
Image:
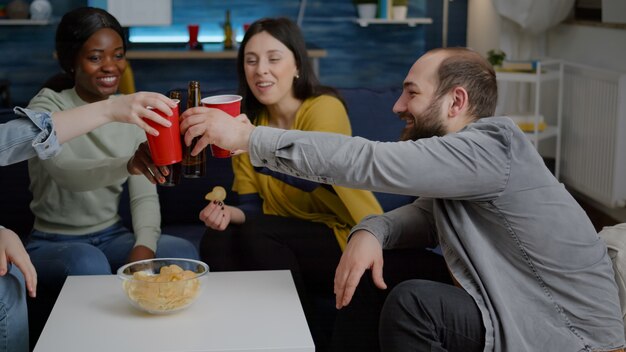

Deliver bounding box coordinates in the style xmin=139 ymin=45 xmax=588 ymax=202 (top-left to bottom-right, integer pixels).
xmin=0 ymin=160 xmax=33 ymax=241
xmin=339 ymin=87 xmax=403 ymax=142
xmin=0 ymin=109 xmax=34 ymax=241
xmin=339 ymin=87 xmax=416 ymax=211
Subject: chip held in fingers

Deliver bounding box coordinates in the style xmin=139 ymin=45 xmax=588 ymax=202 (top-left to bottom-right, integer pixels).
xmin=205 ymin=186 xmax=227 ymax=202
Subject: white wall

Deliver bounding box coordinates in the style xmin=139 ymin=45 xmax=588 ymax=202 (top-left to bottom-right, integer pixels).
xmin=468 ymin=0 xmax=626 ymax=72
xmin=547 ymin=24 xmax=626 ymax=72
xmin=466 ymin=0 xmax=500 ymax=57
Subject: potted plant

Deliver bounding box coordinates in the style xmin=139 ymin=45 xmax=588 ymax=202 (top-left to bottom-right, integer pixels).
xmin=392 ymin=0 xmax=408 ymax=20
xmin=353 ymin=0 xmax=378 ymax=19
xmin=487 ymin=49 xmax=506 ymax=68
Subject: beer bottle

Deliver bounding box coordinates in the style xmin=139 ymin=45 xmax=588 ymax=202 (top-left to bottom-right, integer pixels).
xmin=182 ymin=81 xmax=206 ymax=178
xmin=223 ymin=9 xmax=233 ymax=50
xmin=169 ymin=89 xmax=182 ymax=102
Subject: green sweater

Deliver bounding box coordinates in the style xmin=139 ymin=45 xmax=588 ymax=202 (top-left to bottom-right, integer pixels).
xmin=26 ymin=88 xmax=161 ymax=251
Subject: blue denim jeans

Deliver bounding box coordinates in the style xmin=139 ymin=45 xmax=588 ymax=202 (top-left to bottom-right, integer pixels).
xmin=0 ymin=265 xmax=29 ymax=352
xmin=26 ymin=222 xmax=199 ymax=287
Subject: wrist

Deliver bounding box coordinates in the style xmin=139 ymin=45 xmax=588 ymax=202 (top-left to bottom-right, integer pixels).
xmin=238 ymin=125 xmax=254 ymax=151
xmin=126 ymin=155 xmax=135 ymax=174
xmin=102 ymin=98 xmax=115 ymax=123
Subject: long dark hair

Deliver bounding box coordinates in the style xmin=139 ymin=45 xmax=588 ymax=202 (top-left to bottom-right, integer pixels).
xmin=236 ymin=17 xmax=345 ymax=123
xmin=49 ymin=7 xmax=125 ymax=91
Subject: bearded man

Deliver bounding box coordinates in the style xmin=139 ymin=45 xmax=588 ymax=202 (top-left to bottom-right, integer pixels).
xmin=180 ymin=47 xmax=625 ymax=352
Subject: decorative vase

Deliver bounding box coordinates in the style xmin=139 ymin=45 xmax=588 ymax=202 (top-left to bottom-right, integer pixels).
xmin=6 ymin=0 xmax=29 ymax=19
xmin=30 ymin=0 xmax=52 ymax=21
xmin=392 ymin=5 xmax=408 ymax=20
xmin=356 ymin=4 xmax=377 ymax=19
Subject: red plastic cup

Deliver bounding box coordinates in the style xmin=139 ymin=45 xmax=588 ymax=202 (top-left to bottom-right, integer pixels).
xmin=144 ymin=99 xmax=182 ymax=166
xmin=201 ymin=94 xmax=242 ymax=158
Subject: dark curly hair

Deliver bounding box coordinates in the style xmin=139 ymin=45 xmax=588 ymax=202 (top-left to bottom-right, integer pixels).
xmin=55 ymin=7 xmax=126 ymax=76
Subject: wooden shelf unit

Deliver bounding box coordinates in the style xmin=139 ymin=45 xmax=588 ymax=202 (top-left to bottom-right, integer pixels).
xmin=0 ymin=18 xmax=55 ymax=25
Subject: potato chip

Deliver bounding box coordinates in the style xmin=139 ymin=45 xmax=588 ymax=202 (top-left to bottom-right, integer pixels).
xmin=205 ymin=186 xmax=227 ymax=202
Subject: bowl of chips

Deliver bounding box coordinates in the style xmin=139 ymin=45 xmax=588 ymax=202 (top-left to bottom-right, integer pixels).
xmin=117 ymin=258 xmax=209 ymax=314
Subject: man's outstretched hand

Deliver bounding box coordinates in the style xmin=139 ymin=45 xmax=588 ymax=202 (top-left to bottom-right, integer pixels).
xmin=179 ymin=107 xmax=254 ymax=157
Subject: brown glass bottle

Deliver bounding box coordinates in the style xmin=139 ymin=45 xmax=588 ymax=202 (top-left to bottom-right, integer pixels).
xmin=182 ymin=81 xmax=206 ymax=178
xmin=223 ymin=9 xmax=234 ymax=50
xmin=158 ymin=90 xmax=183 ymax=186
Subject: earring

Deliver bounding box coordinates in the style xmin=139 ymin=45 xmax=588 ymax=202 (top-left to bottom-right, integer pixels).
xmin=295 ymin=73 xmax=300 ymax=79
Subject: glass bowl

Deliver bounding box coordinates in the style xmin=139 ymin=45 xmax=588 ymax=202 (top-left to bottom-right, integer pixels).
xmin=117 ymin=258 xmax=209 ymax=314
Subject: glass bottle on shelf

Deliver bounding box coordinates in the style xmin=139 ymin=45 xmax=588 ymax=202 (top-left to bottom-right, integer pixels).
xmin=223 ymin=9 xmax=234 ymax=50
xmin=182 ymin=81 xmax=206 ymax=178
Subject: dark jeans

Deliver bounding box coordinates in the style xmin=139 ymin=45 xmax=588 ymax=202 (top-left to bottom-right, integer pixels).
xmin=200 ymin=215 xmax=343 ymax=352
xmin=330 ymin=248 xmax=484 ymax=352
xmin=380 ymin=280 xmax=485 ymax=352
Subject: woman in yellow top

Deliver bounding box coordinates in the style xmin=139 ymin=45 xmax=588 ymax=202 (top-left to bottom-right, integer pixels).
xmin=197 ymin=17 xmax=382 ymax=350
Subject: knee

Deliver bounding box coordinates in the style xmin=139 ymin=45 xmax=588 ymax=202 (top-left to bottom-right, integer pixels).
xmin=0 ymin=271 xmax=28 ymax=352
xmin=201 ymin=227 xmax=237 ymax=250
xmin=156 ymin=235 xmax=199 ymax=260
xmin=64 ymin=244 xmax=111 ymax=275
xmin=0 ymin=268 xmax=27 ymax=309
xmin=238 ymin=219 xmax=279 ymax=249
xmin=29 ymin=243 xmax=111 ymax=284
xmin=381 ymin=280 xmax=441 ymax=324
xmin=389 ymin=279 xmax=444 ymax=302
xmin=238 ymin=220 xmax=263 ymax=241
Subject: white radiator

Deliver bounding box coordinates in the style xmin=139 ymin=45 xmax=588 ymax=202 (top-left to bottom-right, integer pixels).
xmin=560 ymin=62 xmax=626 ymax=208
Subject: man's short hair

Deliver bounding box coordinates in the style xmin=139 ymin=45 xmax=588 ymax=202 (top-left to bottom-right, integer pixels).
xmin=431 ymin=48 xmax=498 ymax=119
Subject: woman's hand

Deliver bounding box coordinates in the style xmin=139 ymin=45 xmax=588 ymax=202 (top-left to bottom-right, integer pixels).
xmin=126 ymin=245 xmax=155 ymax=264
xmin=0 ymin=228 xmax=37 ymax=298
xmin=199 ymin=201 xmax=232 ymax=231
xmin=127 ymin=141 xmax=169 ymax=184
xmin=180 ymin=107 xmax=255 ymax=157
xmin=52 ymin=91 xmax=178 ymax=144
xmin=105 ymin=92 xmax=177 ymax=136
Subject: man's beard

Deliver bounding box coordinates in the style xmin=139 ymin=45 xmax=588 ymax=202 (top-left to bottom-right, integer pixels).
xmin=400 ymin=97 xmax=446 ymax=141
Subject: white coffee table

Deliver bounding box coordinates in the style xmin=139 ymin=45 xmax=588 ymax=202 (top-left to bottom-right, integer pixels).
xmin=34 ymin=270 xmax=314 ymax=352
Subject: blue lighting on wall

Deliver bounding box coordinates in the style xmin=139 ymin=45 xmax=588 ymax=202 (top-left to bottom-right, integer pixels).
xmin=88 ymin=0 xmax=245 ymax=44
xmin=128 ymin=26 xmax=244 ymax=44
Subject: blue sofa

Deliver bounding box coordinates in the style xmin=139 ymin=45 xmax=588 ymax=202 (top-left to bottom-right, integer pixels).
xmin=0 ymin=87 xmax=410 ymax=248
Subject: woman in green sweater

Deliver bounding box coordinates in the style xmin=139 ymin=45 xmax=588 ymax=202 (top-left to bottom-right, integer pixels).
xmin=24 ymin=7 xmax=198 ymax=328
